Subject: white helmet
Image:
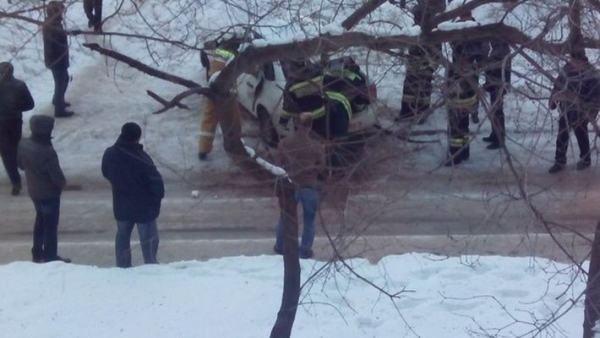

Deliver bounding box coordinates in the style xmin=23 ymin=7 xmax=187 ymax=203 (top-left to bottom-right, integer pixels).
xmin=219 ymin=26 xmax=245 ymax=43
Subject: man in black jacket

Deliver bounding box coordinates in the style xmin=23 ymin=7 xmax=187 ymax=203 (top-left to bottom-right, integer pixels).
xmin=83 ymin=0 xmax=102 ymax=32
xmin=102 ymin=122 xmax=165 ymax=268
xmin=43 ymin=1 xmax=74 ymax=118
xmin=17 ymin=115 xmax=70 ymax=263
xmin=0 ymin=62 xmax=34 ymax=195
xmin=548 ymin=51 xmax=600 ymax=173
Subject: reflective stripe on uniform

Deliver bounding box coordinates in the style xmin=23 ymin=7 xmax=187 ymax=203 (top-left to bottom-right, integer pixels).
xmin=447 ymin=95 xmax=477 ymax=109
xmin=324 ymin=69 xmax=361 ymax=81
xmin=289 ymin=76 xmax=323 ymax=98
xmin=199 ymin=131 xmax=215 ymax=137
xmin=307 ymin=106 xmax=327 ymax=119
xmin=448 ymin=137 xmax=466 ymax=147
xmin=402 ymin=93 xmax=431 ymax=105
xmin=325 ymin=91 xmax=352 ymax=118
xmin=213 ymin=48 xmax=236 ymax=63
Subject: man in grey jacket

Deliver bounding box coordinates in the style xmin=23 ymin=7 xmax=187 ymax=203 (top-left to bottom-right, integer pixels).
xmin=17 ymin=115 xmax=70 ymax=263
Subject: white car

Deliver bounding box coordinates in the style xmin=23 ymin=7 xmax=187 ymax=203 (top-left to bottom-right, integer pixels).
xmin=236 ymin=59 xmax=378 ymax=147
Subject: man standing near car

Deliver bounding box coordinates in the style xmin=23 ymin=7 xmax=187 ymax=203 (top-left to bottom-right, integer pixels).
xmin=102 ymin=122 xmax=164 ymax=268
xmin=273 ymin=113 xmax=327 ymax=259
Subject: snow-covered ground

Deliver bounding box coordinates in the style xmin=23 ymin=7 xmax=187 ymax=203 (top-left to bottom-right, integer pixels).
xmin=0 ymin=1 xmax=596 ymax=337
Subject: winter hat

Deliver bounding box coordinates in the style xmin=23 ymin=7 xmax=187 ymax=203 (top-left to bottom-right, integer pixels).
xmin=0 ymin=62 xmax=13 ymax=81
xmin=119 ymin=122 xmax=142 ymax=142
xmin=30 ymin=115 xmax=55 ymax=136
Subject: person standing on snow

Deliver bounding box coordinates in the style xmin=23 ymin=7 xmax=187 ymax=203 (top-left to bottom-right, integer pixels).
xmin=102 ymin=122 xmax=164 ymax=268
xmin=83 ymin=0 xmax=103 ymax=32
xmin=0 ymin=62 xmax=34 ymax=196
xmin=548 ymin=50 xmax=600 ymax=173
xmin=17 ymin=115 xmax=71 ymax=263
xmin=197 ymin=30 xmax=242 ymax=160
xmin=272 ymin=113 xmax=327 ymax=259
xmin=43 ymin=1 xmax=74 ymax=118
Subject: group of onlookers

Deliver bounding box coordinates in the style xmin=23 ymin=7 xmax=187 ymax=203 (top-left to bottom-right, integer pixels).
xmin=0 ymin=1 xmax=164 ymax=267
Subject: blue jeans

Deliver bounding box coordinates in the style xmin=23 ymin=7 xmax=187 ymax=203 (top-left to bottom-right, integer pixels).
xmin=115 ymin=220 xmax=159 ymax=268
xmin=51 ymin=68 xmax=69 ymax=114
xmin=31 ymin=197 xmax=61 ymax=261
xmin=275 ymin=187 xmax=319 ymax=255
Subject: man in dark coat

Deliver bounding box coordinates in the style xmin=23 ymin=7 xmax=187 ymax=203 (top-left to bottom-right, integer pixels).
xmin=483 ymin=42 xmax=511 ymax=150
xmin=17 ymin=115 xmax=70 ymax=263
xmin=0 ymin=62 xmax=34 ymax=196
xmin=83 ymin=0 xmax=102 ymax=32
xmin=43 ymin=1 xmax=74 ymax=118
xmin=102 ymin=122 xmax=165 ymax=268
xmin=548 ymin=51 xmax=600 ymax=173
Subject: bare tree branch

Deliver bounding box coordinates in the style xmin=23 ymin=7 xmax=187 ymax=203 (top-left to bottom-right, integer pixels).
xmin=82 ymin=43 xmax=201 ymax=88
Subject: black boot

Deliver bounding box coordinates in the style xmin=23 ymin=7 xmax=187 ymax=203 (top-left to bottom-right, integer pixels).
xmin=444 ymin=147 xmax=464 ymax=167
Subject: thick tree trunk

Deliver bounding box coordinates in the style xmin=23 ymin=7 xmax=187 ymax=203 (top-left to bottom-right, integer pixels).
xmin=270 ymin=178 xmax=301 ymax=338
xmin=584 ymin=221 xmax=600 ymax=338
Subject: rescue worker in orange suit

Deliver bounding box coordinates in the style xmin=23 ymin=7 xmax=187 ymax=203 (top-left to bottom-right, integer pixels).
xmin=282 ymin=60 xmax=352 ymax=167
xmin=482 ymin=42 xmax=511 ymax=150
xmin=198 ymin=33 xmax=240 ymax=160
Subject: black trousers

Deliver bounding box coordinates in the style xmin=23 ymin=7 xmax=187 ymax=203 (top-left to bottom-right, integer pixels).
xmin=400 ymin=72 xmax=434 ymax=118
xmin=31 ymin=197 xmax=61 ymax=261
xmin=51 ymin=68 xmax=69 ymax=115
xmin=447 ymin=107 xmax=471 ymax=160
xmin=555 ymin=109 xmax=590 ymax=164
xmin=487 ymin=87 xmax=506 ymax=144
xmin=83 ymin=0 xmax=103 ymax=31
xmin=0 ymin=119 xmax=22 ymax=186
xmin=312 ymin=103 xmax=350 ymax=168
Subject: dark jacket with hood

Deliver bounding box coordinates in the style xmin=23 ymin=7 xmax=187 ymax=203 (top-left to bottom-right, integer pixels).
xmin=550 ymin=58 xmax=600 ymax=113
xmin=42 ymin=5 xmax=69 ymax=70
xmin=0 ymin=62 xmax=35 ymax=121
xmin=17 ymin=115 xmax=66 ymax=199
xmin=101 ymin=136 xmax=165 ymax=223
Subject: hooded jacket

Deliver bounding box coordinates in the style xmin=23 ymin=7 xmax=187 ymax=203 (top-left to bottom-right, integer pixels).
xmin=550 ymin=59 xmax=600 ymax=112
xmin=0 ymin=62 xmax=35 ymax=121
xmin=17 ymin=115 xmax=66 ymax=199
xmin=101 ymin=136 xmax=164 ymax=223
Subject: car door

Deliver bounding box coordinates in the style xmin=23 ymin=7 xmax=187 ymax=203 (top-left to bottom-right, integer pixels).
xmin=236 ymin=70 xmax=262 ymax=117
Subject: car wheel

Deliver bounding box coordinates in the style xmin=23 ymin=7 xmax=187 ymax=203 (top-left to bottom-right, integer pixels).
xmin=257 ymin=107 xmax=279 ymax=147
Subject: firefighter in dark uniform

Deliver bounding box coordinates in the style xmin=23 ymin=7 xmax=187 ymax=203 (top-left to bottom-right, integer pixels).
xmin=83 ymin=0 xmax=102 ymax=32
xmin=450 ymin=11 xmax=489 ymax=124
xmin=322 ymin=57 xmax=370 ymax=115
xmin=444 ymin=12 xmax=489 ymax=166
xmin=548 ymin=50 xmax=600 ymax=173
xmin=282 ymin=60 xmax=353 ymax=167
xmin=398 ymin=1 xmax=445 ymax=122
xmin=482 ymin=42 xmax=511 ymax=150
xmin=399 ymin=45 xmax=440 ymax=122
xmin=198 ymin=31 xmax=241 ymax=160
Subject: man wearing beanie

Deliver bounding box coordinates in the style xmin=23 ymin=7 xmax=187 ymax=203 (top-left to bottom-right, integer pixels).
xmin=0 ymin=61 xmax=35 ymax=196
xmin=102 ymin=122 xmax=164 ymax=268
xmin=17 ymin=115 xmax=70 ymax=263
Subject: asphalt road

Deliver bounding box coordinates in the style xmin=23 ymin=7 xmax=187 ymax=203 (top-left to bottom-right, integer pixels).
xmin=1 ymin=162 xmax=597 ymax=267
